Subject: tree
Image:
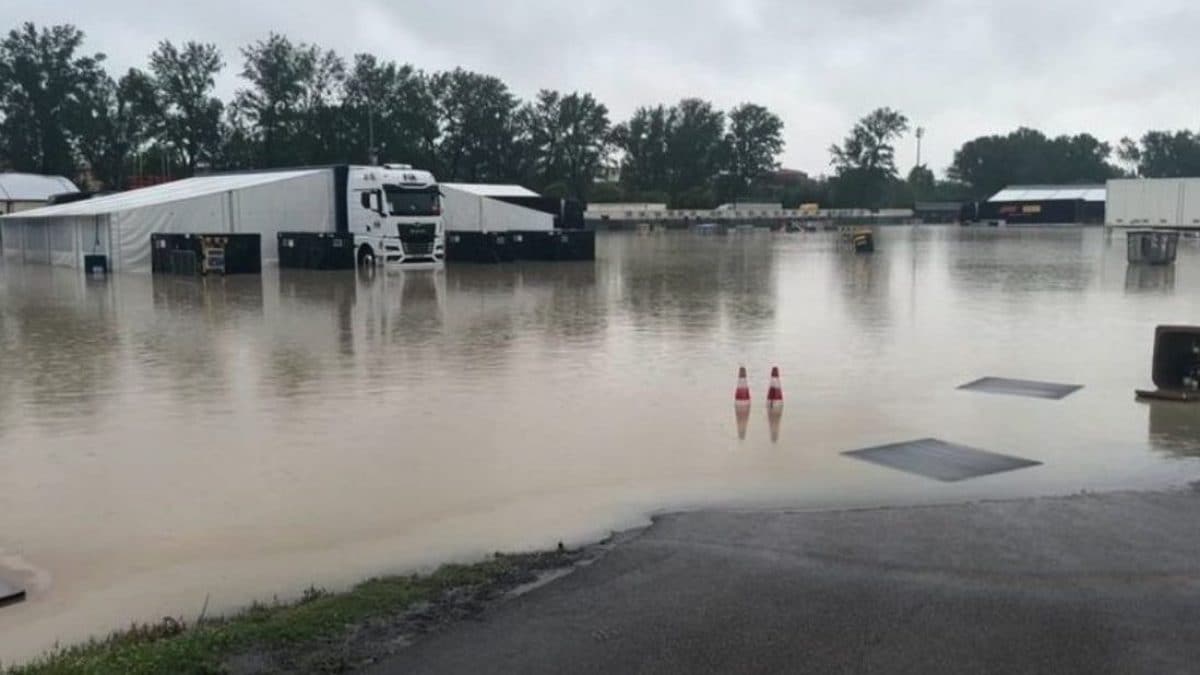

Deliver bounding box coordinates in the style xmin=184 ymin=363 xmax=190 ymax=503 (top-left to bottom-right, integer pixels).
xmin=343 ymin=54 xmax=438 ymax=167
xmin=614 ymin=105 xmax=669 ymax=194
xmin=1118 ymin=130 xmax=1200 ymax=178
xmin=431 ymin=68 xmax=521 ymax=182
xmin=907 ymin=164 xmax=935 ymax=201
xmin=0 ymin=22 xmax=107 ymax=177
xmin=829 ymin=107 xmax=909 ymax=207
xmin=148 ymin=41 xmax=223 ymax=175
xmin=949 ymin=128 xmax=1119 ymax=197
xmin=234 ymin=33 xmax=345 ymax=167
xmin=71 ymin=68 xmax=159 ymax=188
xmin=663 ymin=98 xmax=725 ymax=203
xmin=524 ymin=90 xmax=610 ymax=199
xmin=723 ymin=103 xmax=784 ymax=203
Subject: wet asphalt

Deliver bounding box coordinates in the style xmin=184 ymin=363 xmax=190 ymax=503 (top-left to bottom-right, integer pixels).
xmin=368 ymin=488 xmax=1200 ymax=674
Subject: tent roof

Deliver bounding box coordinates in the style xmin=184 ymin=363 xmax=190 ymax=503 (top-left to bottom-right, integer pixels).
xmin=988 ymin=185 xmax=1106 ymax=203
xmin=0 ymin=173 xmax=78 ymax=202
xmin=2 ymin=169 xmax=323 ymax=219
xmin=442 ymin=183 xmax=541 ymax=198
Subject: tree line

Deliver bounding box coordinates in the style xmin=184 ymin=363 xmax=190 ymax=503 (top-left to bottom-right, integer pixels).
xmin=0 ymin=22 xmax=786 ymax=206
xmin=3 ymin=22 xmax=1200 ymax=209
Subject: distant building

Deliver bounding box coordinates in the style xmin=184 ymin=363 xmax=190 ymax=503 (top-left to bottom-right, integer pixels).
xmin=585 ymin=203 xmax=669 ymax=221
xmin=0 ymin=173 xmax=79 ymax=215
xmin=913 ymin=201 xmax=965 ymax=224
xmin=977 ymin=185 xmax=1105 ymax=225
xmin=715 ymin=202 xmax=783 ymax=212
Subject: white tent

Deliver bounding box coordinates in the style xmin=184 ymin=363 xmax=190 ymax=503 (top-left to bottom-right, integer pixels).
xmin=440 ymin=183 xmax=555 ymax=233
xmin=1 ymin=169 xmax=333 ymax=272
xmin=0 ymin=173 xmax=78 ymax=214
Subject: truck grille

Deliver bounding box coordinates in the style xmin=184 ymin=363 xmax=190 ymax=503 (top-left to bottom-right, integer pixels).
xmin=404 ymin=241 xmax=434 ymax=256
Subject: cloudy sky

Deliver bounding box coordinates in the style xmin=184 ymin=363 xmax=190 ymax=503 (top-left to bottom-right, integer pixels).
xmin=7 ymin=0 xmax=1200 ymax=176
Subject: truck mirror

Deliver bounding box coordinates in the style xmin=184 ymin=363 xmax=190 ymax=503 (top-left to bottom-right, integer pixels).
xmin=360 ymin=192 xmax=371 ymax=209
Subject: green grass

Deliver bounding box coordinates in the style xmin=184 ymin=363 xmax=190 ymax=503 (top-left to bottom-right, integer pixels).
xmin=7 ymin=551 xmax=567 ymax=675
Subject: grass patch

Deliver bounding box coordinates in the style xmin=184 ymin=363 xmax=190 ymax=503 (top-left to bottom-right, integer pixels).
xmin=7 ymin=549 xmax=575 ymax=675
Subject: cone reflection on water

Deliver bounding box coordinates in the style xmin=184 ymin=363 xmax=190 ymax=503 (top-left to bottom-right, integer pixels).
xmin=768 ymin=407 xmax=782 ymax=444
xmin=736 ymin=405 xmax=750 ymax=440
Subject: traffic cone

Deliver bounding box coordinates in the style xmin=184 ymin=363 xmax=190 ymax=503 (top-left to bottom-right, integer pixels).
xmin=734 ymin=366 xmax=751 ymax=407
xmin=766 ymin=367 xmax=783 ymax=409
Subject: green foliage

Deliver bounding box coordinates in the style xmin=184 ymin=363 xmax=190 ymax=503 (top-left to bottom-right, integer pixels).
xmin=829 ymin=107 xmax=910 ymax=208
xmin=0 ymin=22 xmax=790 ymax=201
xmin=1119 ymin=130 xmax=1200 ymax=178
xmin=343 ymin=54 xmax=438 ymax=168
xmin=613 ymin=98 xmax=767 ymax=208
xmin=588 ymin=181 xmax=624 ymax=203
xmin=431 ymin=68 xmax=521 ymax=182
xmin=664 ymin=98 xmax=725 ymax=202
xmin=233 ymin=33 xmax=346 ymax=167
xmin=948 ymin=127 xmax=1120 ymax=197
xmin=148 ymin=41 xmax=223 ymax=174
xmin=613 ymin=105 xmax=669 ymax=194
xmin=907 ymin=164 xmax=935 ymax=200
xmin=0 ymin=22 xmax=108 ymax=177
xmin=523 ymin=90 xmax=610 ymax=199
xmin=724 ymin=103 xmax=784 ymax=202
xmin=8 ymin=554 xmax=559 ymax=675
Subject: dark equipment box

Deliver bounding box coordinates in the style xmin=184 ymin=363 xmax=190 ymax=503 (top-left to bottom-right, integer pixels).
xmin=278 ymin=232 xmax=354 ymax=270
xmin=1137 ymin=325 xmax=1200 ymax=402
xmin=445 ymin=231 xmax=517 ymax=263
xmin=151 ymin=233 xmax=261 ymax=275
xmin=510 ymin=230 xmax=595 ymax=261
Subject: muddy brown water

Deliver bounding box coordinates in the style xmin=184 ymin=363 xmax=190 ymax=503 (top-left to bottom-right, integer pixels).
xmin=1 ymin=227 xmax=1199 ymax=662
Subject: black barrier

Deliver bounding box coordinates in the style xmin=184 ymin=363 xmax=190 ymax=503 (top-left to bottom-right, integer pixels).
xmin=150 ymin=233 xmax=261 ymax=275
xmin=445 ymin=232 xmax=516 ymax=263
xmin=278 ymin=232 xmax=355 ymax=270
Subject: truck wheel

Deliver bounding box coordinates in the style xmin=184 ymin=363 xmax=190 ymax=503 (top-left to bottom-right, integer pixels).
xmin=357 ymin=244 xmax=375 ymax=267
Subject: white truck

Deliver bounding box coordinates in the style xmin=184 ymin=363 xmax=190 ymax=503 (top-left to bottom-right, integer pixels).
xmin=347 ymin=164 xmax=444 ymax=266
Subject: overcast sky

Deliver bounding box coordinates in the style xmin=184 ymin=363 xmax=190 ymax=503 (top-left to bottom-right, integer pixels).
xmin=7 ymin=1 xmax=1200 ymax=177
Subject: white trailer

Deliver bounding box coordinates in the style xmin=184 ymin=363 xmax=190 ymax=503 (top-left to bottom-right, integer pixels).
xmin=1107 ymin=178 xmax=1200 ymax=228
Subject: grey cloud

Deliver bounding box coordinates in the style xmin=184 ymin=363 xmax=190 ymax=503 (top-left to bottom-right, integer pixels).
xmin=5 ymin=0 xmax=1200 ymax=176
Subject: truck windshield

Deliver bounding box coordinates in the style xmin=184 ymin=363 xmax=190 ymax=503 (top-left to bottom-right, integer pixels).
xmin=384 ymin=186 xmax=439 ymax=216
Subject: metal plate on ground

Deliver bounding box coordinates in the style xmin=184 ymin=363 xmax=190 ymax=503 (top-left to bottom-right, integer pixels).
xmin=958 ymin=377 xmax=1082 ymax=400
xmin=842 ymin=438 xmax=1042 ymax=482
xmin=0 ymin=579 xmax=25 ymax=608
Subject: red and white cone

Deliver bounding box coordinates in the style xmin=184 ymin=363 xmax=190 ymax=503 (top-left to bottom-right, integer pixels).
xmin=766 ymin=367 xmax=784 ymax=410
xmin=734 ymin=366 xmax=751 ymax=408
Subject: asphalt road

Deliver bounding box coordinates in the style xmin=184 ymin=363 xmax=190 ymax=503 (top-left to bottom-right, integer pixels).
xmin=369 ymin=489 xmax=1200 ymax=674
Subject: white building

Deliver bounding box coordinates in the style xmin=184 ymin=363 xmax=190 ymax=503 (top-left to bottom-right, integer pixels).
xmin=1 ymin=170 xmax=332 ymax=272
xmin=1107 ymin=178 xmax=1200 ymax=228
xmin=584 ymin=202 xmax=669 ymax=221
xmin=0 ymin=173 xmax=78 ymax=214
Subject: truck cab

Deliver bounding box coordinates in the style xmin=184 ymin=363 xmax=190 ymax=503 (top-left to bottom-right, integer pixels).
xmin=347 ymin=165 xmax=444 ymax=266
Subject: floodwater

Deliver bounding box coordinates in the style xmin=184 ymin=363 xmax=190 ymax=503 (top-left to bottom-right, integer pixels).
xmin=1 ymin=227 xmax=1199 ymax=661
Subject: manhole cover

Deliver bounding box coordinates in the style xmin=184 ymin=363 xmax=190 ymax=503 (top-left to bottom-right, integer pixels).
xmin=0 ymin=579 xmax=25 ymax=608
xmin=958 ymin=377 xmax=1082 ymax=400
xmin=843 ymin=438 xmax=1042 ymax=482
